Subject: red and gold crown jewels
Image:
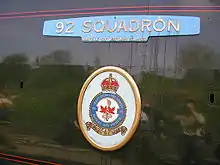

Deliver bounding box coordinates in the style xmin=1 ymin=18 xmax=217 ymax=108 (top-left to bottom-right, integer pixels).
xmin=101 ymin=73 xmax=119 ymax=92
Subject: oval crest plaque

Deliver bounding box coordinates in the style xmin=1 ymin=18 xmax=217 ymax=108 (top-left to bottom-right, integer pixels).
xmin=77 ymin=66 xmax=141 ymax=151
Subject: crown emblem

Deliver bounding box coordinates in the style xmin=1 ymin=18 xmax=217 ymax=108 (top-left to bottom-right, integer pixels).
xmin=101 ymin=73 xmax=119 ymax=92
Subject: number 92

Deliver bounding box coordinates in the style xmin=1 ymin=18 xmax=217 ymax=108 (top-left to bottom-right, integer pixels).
xmin=55 ymin=22 xmax=74 ymax=34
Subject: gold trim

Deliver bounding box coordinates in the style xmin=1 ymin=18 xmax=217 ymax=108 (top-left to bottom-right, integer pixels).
xmin=77 ymin=66 xmax=141 ymax=151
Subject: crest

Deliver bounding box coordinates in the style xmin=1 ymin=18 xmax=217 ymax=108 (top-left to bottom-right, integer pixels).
xmin=77 ymin=66 xmax=141 ymax=151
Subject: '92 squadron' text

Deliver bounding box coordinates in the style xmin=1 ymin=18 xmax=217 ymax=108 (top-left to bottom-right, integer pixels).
xmin=55 ymin=18 xmax=180 ymax=34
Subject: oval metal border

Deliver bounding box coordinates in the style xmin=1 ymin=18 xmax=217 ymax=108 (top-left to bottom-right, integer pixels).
xmin=77 ymin=66 xmax=141 ymax=151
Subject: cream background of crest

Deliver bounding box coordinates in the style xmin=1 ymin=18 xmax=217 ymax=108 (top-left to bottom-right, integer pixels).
xmin=81 ymin=71 xmax=136 ymax=149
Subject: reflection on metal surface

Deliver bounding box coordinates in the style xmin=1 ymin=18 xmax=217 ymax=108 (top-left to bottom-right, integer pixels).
xmin=1 ymin=0 xmax=220 ymax=163
xmin=77 ymin=66 xmax=141 ymax=151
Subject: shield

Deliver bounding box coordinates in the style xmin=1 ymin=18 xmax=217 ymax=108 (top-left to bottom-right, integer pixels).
xmin=77 ymin=66 xmax=141 ymax=151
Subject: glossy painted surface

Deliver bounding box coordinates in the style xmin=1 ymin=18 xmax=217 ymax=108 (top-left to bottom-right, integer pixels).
xmin=0 ymin=0 xmax=220 ymax=164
